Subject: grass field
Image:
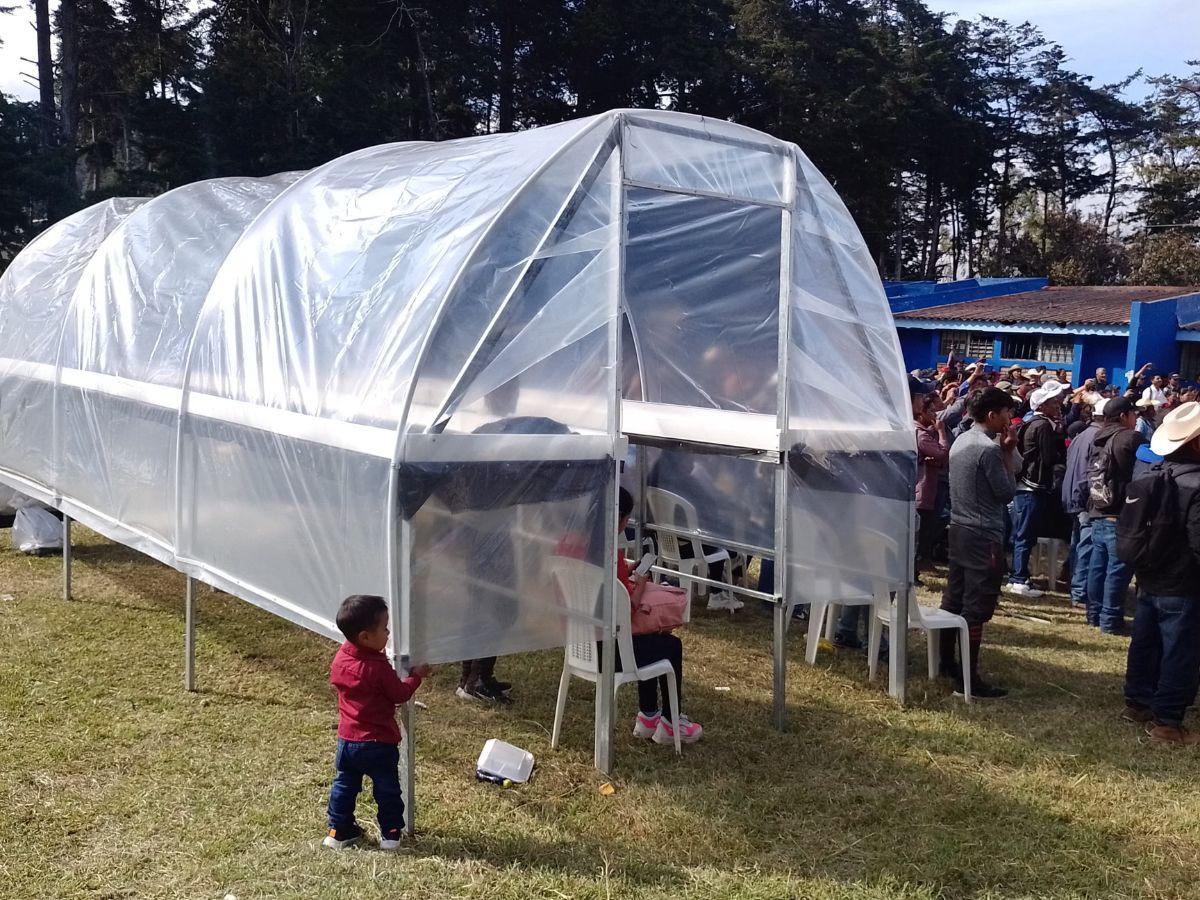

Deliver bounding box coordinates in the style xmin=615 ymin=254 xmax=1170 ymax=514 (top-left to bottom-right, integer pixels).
xmin=3 ymin=526 xmax=1200 ymax=899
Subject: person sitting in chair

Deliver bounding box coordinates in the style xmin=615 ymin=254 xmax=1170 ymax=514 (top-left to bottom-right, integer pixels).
xmin=618 ymin=488 xmax=703 ymax=745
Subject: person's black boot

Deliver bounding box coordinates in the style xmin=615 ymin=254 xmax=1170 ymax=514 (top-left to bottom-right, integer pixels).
xmin=953 ymin=626 xmax=1008 ymax=699
xmin=937 ymin=629 xmax=958 ymax=679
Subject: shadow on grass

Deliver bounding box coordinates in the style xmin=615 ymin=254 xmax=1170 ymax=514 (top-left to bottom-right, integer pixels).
xmin=490 ymin=612 xmax=1147 ymax=896
xmin=40 ymin=534 xmax=1160 ymax=896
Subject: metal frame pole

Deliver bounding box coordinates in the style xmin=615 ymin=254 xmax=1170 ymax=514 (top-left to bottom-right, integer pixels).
xmin=398 ymin=517 xmax=416 ymax=836
xmin=771 ymin=149 xmax=797 ymax=730
xmin=595 ymin=117 xmax=625 ymax=775
xmin=184 ymin=575 xmax=196 ymax=691
xmin=888 ymin=500 xmax=917 ymax=703
xmin=62 ymin=515 xmax=72 ymax=601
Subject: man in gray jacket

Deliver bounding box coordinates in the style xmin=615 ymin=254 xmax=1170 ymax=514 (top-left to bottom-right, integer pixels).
xmin=1061 ymin=398 xmax=1105 ymax=612
xmin=939 ymin=387 xmax=1020 ymax=698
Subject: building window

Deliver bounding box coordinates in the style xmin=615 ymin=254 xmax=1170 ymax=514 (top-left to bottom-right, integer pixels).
xmin=1000 ymin=334 xmax=1074 ymax=365
xmin=939 ymin=329 xmax=992 ymax=359
xmin=1181 ymin=343 xmax=1200 ymax=382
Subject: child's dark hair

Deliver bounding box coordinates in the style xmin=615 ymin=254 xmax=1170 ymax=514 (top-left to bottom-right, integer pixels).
xmin=336 ymin=594 xmax=387 ymax=642
xmin=618 ymin=487 xmax=634 ymax=519
xmin=970 ymin=387 xmax=1014 ymax=422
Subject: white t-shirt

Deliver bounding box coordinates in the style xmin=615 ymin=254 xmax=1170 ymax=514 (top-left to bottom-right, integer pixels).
xmin=1142 ymin=385 xmax=1166 ymax=405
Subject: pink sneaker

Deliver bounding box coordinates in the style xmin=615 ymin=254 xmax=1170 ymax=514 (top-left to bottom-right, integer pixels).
xmin=652 ymin=714 xmax=703 ymax=745
xmin=633 ymin=711 xmax=660 ymax=739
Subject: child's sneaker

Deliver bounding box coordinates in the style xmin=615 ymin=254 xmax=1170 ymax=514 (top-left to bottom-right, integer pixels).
xmin=322 ymin=823 xmax=363 ymax=850
xmin=379 ymin=827 xmax=405 ymax=850
xmin=652 ymin=714 xmax=703 ymax=745
xmin=633 ymin=711 xmax=660 ymax=738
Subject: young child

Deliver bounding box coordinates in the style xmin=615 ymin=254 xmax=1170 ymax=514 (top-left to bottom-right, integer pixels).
xmin=324 ymin=594 xmax=431 ymax=850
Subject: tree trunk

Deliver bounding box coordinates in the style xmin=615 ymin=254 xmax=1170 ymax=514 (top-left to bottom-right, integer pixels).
xmin=497 ymin=1 xmax=515 ymax=133
xmin=34 ymin=0 xmax=55 ymax=149
xmin=892 ymin=182 xmax=903 ymax=280
xmin=925 ymin=179 xmax=943 ymax=280
xmin=996 ymin=150 xmax=1013 ymax=275
xmin=1041 ymin=191 xmax=1049 ymax=262
xmin=58 ymin=0 xmax=79 ymax=194
xmin=1102 ymin=124 xmax=1118 ymax=234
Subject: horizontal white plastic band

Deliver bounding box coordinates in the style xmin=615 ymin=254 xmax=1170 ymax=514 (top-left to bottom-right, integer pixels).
xmin=0 ymin=358 xmax=398 ymax=459
xmin=402 ymin=432 xmax=614 ymax=463
xmin=185 ymin=392 xmax=397 ymax=459
xmin=622 ymin=400 xmax=782 ymax=453
xmin=0 ymin=467 xmax=56 ymax=507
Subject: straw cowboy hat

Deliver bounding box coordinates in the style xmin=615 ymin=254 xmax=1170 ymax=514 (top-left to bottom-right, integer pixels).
xmin=1030 ymin=379 xmax=1067 ymax=411
xmin=1136 ymin=397 xmax=1163 ymax=408
xmin=1151 ymin=401 xmax=1200 ymax=457
xmin=1093 ymin=398 xmax=1109 ymax=416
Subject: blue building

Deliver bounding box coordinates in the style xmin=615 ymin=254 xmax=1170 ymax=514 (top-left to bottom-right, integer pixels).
xmin=890 ymin=278 xmax=1200 ymax=389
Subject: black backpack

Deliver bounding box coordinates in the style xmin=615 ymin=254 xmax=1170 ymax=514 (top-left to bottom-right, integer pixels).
xmin=1116 ymin=465 xmax=1181 ymax=570
xmin=1087 ymin=438 xmax=1119 ymax=509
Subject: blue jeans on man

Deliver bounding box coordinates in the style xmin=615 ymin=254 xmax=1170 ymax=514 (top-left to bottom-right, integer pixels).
xmin=1069 ymin=512 xmax=1093 ymax=607
xmin=1008 ymin=490 xmax=1044 ymax=585
xmin=328 ymin=739 xmax=406 ymax=833
xmin=833 ymin=604 xmax=887 ymax=654
xmin=1124 ymin=593 xmax=1200 ymax=727
xmin=1086 ymin=517 xmax=1131 ymax=632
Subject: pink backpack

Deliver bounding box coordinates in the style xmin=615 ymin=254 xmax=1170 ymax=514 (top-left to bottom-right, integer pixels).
xmin=631 ymin=584 xmax=688 ymax=635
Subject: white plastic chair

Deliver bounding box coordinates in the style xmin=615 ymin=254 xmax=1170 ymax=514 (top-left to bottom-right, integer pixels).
xmin=644 ymin=487 xmax=733 ymax=610
xmin=1032 ymin=537 xmax=1067 ymax=590
xmin=548 ymin=556 xmax=682 ymax=755
xmin=867 ymin=589 xmax=971 ymax=703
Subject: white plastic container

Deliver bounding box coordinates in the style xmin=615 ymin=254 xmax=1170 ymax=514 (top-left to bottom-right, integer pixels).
xmin=476 ymin=739 xmax=535 ymax=783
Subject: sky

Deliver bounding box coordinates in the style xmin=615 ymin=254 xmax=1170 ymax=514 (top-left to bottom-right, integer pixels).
xmin=2 ymin=0 xmax=1197 ymax=102
xmin=924 ymin=0 xmax=1198 ymax=96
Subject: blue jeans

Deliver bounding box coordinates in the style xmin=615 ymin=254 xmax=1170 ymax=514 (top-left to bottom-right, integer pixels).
xmin=1069 ymin=513 xmax=1093 ymax=606
xmin=1124 ymin=593 xmax=1200 ymax=727
xmin=1086 ymin=518 xmax=1131 ymax=631
xmin=1008 ymin=491 xmax=1044 ymax=584
xmin=834 ymin=604 xmax=887 ymax=652
xmin=327 ymin=739 xmax=405 ymax=832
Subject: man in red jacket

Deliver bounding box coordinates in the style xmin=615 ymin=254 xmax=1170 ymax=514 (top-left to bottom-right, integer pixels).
xmin=324 ymin=594 xmax=432 ymax=850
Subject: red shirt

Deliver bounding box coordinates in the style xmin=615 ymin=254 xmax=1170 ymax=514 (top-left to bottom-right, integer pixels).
xmin=329 ymin=642 xmax=423 ymax=743
xmin=617 ymin=555 xmax=636 ymax=599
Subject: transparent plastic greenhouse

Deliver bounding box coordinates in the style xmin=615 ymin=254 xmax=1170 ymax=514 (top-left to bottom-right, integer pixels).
xmin=0 ymin=110 xmax=916 ymax=770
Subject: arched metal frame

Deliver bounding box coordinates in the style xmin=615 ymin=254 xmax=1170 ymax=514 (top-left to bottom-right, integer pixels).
xmin=0 ymin=111 xmax=916 ymax=833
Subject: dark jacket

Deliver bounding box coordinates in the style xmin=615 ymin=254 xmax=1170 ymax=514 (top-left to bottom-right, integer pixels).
xmin=1016 ymin=415 xmax=1064 ymax=491
xmin=1087 ymin=423 xmax=1147 ymax=517
xmin=1062 ymin=422 xmax=1099 ymax=514
xmin=1135 ymin=460 xmax=1200 ymax=596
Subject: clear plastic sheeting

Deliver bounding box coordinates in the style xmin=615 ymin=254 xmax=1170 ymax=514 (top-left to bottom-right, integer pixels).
xmin=0 ymin=198 xmax=147 ymax=498
xmin=784 ymin=148 xmax=916 ymax=603
xmin=0 ymin=109 xmax=913 ymax=669
xmin=59 ymin=175 xmax=303 ymax=561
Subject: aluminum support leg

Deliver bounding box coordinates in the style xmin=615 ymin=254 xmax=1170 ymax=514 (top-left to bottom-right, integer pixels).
xmin=184 ymin=576 xmax=196 ymax=692
xmin=773 ymin=601 xmax=787 ymax=730
xmin=62 ymin=516 xmax=72 ymax=602
xmin=400 ymin=700 xmax=415 ymax=836
xmin=595 ymin=631 xmax=616 ymax=774
xmin=888 ymin=587 xmax=908 ymax=704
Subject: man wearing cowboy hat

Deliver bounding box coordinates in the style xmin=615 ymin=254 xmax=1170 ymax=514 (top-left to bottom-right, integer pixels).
xmin=1007 ymin=379 xmax=1068 ymax=598
xmin=1135 ymin=397 xmax=1161 ymax=441
xmin=1086 ymin=396 xmax=1145 ymax=634
xmin=1122 ymin=402 xmax=1200 ymax=746
xmin=1061 ymin=398 xmax=1107 ymax=611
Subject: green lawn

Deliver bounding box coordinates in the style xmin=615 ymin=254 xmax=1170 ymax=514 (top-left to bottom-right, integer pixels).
xmin=3 ymin=526 xmax=1199 ymax=899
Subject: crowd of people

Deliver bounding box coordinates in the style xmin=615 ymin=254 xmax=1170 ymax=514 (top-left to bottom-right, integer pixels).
xmin=908 ymin=357 xmax=1200 ymax=744
xmin=318 ymin=356 xmax=1200 ymax=848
